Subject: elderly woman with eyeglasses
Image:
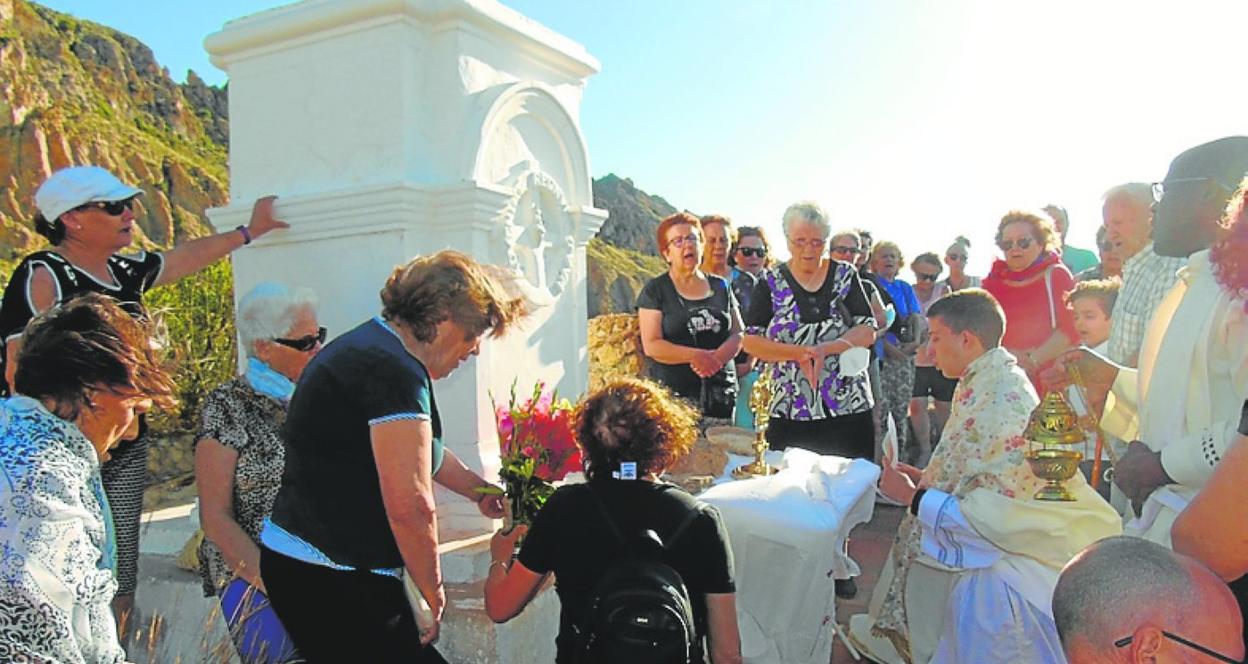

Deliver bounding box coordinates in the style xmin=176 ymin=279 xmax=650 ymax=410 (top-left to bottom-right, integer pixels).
xmin=0 ymin=165 xmax=287 ymax=629
xmin=194 ymin=283 xmax=324 ymax=663
xmin=638 ymin=212 xmax=744 ymax=421
xmin=982 ymin=210 xmax=1079 ymax=390
xmin=742 ymin=202 xmax=878 ymax=458
xmin=0 ymin=295 xmax=175 ymax=663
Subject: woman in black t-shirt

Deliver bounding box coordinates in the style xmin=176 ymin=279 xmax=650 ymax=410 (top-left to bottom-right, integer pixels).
xmin=259 ymin=251 xmax=526 ymax=663
xmin=636 ymin=212 xmax=743 ymax=421
xmin=484 ymin=377 xmax=742 ymax=664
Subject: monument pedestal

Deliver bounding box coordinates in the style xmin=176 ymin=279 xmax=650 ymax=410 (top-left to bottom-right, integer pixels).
xmin=206 ymin=1 xmax=604 ymax=659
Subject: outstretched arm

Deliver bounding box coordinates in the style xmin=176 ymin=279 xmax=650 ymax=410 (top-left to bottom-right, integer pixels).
xmin=154 ymin=196 xmax=289 ymax=287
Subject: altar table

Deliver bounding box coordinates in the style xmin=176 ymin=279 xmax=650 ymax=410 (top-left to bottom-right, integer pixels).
xmin=701 ymin=448 xmax=880 ymax=664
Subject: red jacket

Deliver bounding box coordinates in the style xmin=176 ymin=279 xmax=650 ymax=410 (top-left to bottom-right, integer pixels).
xmin=982 ymin=252 xmax=1078 ymax=390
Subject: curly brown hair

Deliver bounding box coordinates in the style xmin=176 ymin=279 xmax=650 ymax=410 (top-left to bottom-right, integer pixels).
xmin=380 ymin=250 xmax=527 ymax=343
xmin=995 ymin=210 xmax=1060 ymax=253
xmin=16 ymin=294 xmax=177 ymax=421
xmin=574 ymin=376 xmax=699 ymax=481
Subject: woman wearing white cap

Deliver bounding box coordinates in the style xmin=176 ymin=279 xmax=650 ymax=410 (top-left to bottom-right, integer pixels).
xmin=0 ymin=164 xmax=287 ymax=636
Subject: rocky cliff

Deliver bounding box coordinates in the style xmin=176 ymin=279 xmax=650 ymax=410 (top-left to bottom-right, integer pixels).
xmin=593 ymin=173 xmax=679 ymax=255
xmin=0 ymin=0 xmax=229 ymax=260
xmin=0 ymin=0 xmax=671 ymax=315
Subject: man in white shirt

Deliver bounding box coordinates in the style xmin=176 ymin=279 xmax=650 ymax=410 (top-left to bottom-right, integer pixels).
xmin=849 ymin=290 xmax=1120 ymax=664
xmin=1054 ymin=136 xmax=1248 ymax=540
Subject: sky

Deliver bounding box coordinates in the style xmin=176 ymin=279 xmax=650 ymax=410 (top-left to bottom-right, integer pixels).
xmin=37 ymin=0 xmax=1248 ymax=276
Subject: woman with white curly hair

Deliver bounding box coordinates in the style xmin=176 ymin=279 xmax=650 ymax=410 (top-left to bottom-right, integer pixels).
xmin=195 ymin=282 xmax=323 ymax=663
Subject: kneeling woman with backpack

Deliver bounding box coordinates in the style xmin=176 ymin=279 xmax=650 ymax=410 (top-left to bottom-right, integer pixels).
xmin=485 ymin=377 xmax=743 ymax=664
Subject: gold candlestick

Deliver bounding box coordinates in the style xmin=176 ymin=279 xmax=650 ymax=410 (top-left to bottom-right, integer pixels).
xmin=1023 ymin=391 xmax=1087 ymax=501
xmin=733 ymin=365 xmax=780 ymax=479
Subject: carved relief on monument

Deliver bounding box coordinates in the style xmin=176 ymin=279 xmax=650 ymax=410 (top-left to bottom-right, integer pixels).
xmin=474 ymin=82 xmax=594 ymax=300
xmin=499 ymin=170 xmax=574 ymax=297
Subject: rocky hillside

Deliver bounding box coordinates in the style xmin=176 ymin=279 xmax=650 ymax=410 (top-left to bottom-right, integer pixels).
xmin=593 ymin=173 xmax=679 ymax=255
xmin=0 ymin=0 xmax=670 ymax=315
xmin=0 ymin=0 xmax=229 ymax=260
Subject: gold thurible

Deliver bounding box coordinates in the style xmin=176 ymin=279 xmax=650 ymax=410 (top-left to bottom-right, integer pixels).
xmin=1023 ymin=391 xmax=1088 ymax=501
xmin=733 ymin=364 xmax=780 ymax=479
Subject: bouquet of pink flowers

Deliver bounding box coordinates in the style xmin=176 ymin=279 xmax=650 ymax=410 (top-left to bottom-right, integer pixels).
xmin=487 ymin=380 xmax=581 ymax=528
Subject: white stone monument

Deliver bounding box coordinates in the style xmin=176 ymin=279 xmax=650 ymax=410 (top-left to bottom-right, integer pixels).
xmin=205 ymin=2 xmax=606 ymax=660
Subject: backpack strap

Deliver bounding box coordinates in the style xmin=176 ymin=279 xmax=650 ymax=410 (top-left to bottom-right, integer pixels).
xmin=584 ymin=483 xmax=706 ymax=550
xmin=663 ymin=503 xmax=705 ymax=552
xmin=584 ymin=483 xmax=626 ymax=545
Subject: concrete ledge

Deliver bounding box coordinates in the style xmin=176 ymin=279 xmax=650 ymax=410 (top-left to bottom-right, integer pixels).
xmin=440 ymin=578 xmax=559 ymax=663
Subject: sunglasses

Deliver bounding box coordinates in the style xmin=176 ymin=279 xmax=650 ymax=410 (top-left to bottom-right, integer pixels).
xmin=830 ymin=245 xmax=861 ymax=256
xmin=946 ymin=253 xmax=967 ymax=261
xmin=1115 ymin=631 xmax=1239 ymax=663
xmin=273 ymin=326 xmax=327 ymax=352
xmin=998 ymin=237 xmax=1035 ymax=251
xmin=736 ymin=247 xmax=767 ymax=258
xmin=78 ymin=198 xmax=135 ymax=216
xmin=914 ymin=273 xmax=939 ymax=282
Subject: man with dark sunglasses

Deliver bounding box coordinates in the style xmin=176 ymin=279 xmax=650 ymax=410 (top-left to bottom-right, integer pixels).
xmin=1054 ymin=536 xmax=1243 ymax=664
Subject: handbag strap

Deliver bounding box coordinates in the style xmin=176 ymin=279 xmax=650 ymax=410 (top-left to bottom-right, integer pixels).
xmin=1043 ymin=265 xmax=1057 ymax=331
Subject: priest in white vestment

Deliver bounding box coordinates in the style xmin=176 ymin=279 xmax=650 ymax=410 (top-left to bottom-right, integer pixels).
xmin=1055 ymin=138 xmax=1248 ymax=546
xmin=849 ymin=289 xmax=1121 ymax=664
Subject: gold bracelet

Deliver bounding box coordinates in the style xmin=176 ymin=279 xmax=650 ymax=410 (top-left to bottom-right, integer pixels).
xmin=489 ymin=559 xmax=510 ymax=574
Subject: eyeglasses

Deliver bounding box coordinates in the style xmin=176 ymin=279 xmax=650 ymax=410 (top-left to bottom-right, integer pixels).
xmin=998 ymin=237 xmax=1035 ymax=251
xmin=667 ymin=234 xmax=703 ymax=249
xmin=914 ymin=273 xmax=939 ymax=282
xmin=78 ymin=199 xmax=135 ymax=216
xmin=273 ymin=326 xmax=327 ymax=352
xmin=1151 ymin=177 xmax=1231 ymax=204
xmin=790 ymin=237 xmax=828 ymax=250
xmin=736 ymin=247 xmax=767 ymax=258
xmin=946 ymin=253 xmax=967 ymax=261
xmin=1115 ymin=631 xmax=1239 ymax=663
xmin=830 ymin=245 xmax=861 ymax=257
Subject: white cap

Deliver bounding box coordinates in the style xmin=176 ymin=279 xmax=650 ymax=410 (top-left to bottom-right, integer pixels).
xmin=35 ymin=166 xmax=143 ymax=221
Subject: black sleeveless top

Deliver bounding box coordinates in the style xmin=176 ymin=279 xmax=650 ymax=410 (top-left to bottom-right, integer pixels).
xmin=0 ymin=250 xmax=164 ymax=394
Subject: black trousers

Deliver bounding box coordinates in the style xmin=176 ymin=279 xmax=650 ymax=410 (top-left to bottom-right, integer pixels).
xmin=765 ymin=410 xmax=875 ymax=460
xmin=260 ymin=546 xmax=449 ymax=664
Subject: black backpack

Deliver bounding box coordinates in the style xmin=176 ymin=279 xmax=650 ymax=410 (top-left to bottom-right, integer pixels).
xmin=575 ymin=486 xmax=705 ymax=664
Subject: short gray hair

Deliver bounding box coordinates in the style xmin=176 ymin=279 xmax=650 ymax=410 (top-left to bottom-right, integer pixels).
xmin=829 ymin=229 xmax=861 ymax=247
xmin=781 ymin=201 xmax=831 ymax=240
xmin=1053 ymin=536 xmax=1198 ymax=655
xmin=237 ymin=282 xmax=319 ymax=357
xmin=1102 ymin=182 xmax=1152 ymax=210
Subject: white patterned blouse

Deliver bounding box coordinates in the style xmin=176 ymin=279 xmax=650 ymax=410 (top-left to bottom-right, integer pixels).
xmin=0 ymin=396 xmax=124 ymax=664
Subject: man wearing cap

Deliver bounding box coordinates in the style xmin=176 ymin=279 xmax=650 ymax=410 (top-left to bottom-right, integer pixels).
xmin=0 ymin=165 xmax=287 ymax=637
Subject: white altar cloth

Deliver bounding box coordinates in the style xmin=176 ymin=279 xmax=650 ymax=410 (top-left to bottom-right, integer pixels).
xmin=702 ymin=448 xmax=880 ymax=664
